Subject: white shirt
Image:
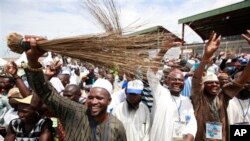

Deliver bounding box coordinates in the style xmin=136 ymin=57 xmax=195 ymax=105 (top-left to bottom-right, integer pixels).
xmin=112 ymin=101 xmax=150 ymax=141
xmin=147 ymin=69 xmax=197 ymax=141
xmin=50 ymin=77 xmax=65 ymax=93
xmin=3 ymin=108 xmax=18 ymax=128
xmin=227 ymin=97 xmax=250 ymax=124
xmin=70 ymin=70 xmax=81 ymax=85
xmin=107 ymin=89 xmax=126 ymax=113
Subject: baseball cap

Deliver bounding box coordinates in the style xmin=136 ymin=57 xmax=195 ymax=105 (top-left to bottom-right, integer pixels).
xmin=126 ymin=80 xmax=144 ymax=95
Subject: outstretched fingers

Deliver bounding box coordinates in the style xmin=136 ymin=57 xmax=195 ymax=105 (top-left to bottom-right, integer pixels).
xmin=241 ymin=29 xmax=250 ymax=44
xmin=216 ymin=35 xmax=221 ymax=46
xmin=212 ymin=32 xmax=217 ymax=41
xmin=24 ymin=35 xmax=46 ymax=41
xmin=208 ymin=31 xmax=215 ymax=42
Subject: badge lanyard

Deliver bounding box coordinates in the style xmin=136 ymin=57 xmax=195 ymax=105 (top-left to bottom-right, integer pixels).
xmin=237 ymin=99 xmax=250 ymax=122
xmin=207 ymin=97 xmax=220 ymax=121
xmin=172 ymin=96 xmax=182 ymax=121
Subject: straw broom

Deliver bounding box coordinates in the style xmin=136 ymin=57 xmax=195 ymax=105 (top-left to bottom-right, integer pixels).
xmin=6 ymin=0 xmax=175 ymax=76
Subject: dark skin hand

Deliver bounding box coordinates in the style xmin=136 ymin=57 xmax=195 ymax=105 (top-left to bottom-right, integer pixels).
xmin=5 ymin=62 xmax=31 ymax=97
xmin=151 ymin=41 xmax=182 ymax=72
xmin=193 ymin=31 xmax=221 ymax=82
xmin=24 ymin=35 xmax=47 ymax=68
xmin=45 ymin=60 xmax=62 ymax=80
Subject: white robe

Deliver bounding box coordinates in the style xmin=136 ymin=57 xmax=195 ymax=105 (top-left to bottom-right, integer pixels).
xmin=147 ymin=70 xmax=197 ymax=141
xmin=50 ymin=77 xmax=65 ymax=93
xmin=107 ymin=89 xmax=126 ymax=113
xmin=227 ymin=97 xmax=250 ymax=124
xmin=112 ymin=101 xmax=150 ymax=141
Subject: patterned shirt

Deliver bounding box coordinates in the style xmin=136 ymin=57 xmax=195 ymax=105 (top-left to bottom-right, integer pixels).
xmin=27 ymin=70 xmax=127 ymax=141
xmin=141 ymin=80 xmax=154 ymax=111
xmin=9 ymin=118 xmax=52 ymax=141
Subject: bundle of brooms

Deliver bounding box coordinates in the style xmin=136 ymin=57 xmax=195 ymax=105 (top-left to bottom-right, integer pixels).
xmin=7 ymin=0 xmax=175 ymax=76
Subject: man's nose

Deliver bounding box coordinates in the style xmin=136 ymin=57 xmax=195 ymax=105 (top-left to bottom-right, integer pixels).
xmin=18 ymin=112 xmax=24 ymax=117
xmin=91 ymin=98 xmax=98 ymax=104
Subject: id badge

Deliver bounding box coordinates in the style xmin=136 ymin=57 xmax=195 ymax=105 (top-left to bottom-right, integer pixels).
xmin=51 ymin=117 xmax=58 ymax=128
xmin=173 ymin=121 xmax=186 ymax=140
xmin=206 ymin=122 xmax=222 ymax=140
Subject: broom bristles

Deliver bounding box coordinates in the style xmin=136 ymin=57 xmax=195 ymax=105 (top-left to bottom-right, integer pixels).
xmin=6 ymin=0 xmax=176 ymax=76
xmin=6 ymin=32 xmax=174 ymax=75
xmin=7 ymin=33 xmax=24 ymax=54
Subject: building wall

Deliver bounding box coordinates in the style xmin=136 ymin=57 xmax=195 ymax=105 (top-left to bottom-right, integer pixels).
xmin=182 ymin=40 xmax=250 ymax=57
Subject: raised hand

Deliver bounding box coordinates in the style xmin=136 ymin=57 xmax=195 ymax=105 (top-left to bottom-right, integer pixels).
xmin=5 ymin=61 xmax=18 ymax=77
xmin=241 ymin=30 xmax=250 ymax=44
xmin=24 ymin=35 xmax=47 ymax=68
xmin=204 ymin=31 xmax=221 ymax=60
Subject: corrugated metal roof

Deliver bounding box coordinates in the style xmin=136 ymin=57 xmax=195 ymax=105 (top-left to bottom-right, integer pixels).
xmin=128 ymin=25 xmax=182 ymax=41
xmin=178 ymin=0 xmax=250 ymax=24
xmin=178 ymin=0 xmax=250 ymax=40
xmin=128 ymin=25 xmax=167 ymax=35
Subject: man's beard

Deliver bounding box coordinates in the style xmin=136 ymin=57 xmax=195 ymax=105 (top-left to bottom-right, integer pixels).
xmin=237 ymin=89 xmax=250 ymax=100
xmin=126 ymin=100 xmax=139 ymax=110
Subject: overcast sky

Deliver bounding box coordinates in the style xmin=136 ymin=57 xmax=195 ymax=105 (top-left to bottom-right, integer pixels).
xmin=0 ymin=0 xmax=243 ymax=58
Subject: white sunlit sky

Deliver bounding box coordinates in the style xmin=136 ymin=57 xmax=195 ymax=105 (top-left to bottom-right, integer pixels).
xmin=0 ymin=0 xmax=244 ymax=58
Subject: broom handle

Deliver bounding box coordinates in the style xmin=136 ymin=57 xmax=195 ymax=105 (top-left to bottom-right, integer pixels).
xmin=20 ymin=39 xmax=31 ymax=51
xmin=19 ymin=37 xmax=48 ymax=52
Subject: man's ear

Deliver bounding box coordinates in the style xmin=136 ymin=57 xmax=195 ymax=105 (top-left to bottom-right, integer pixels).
xmin=108 ymin=97 xmax=112 ymax=105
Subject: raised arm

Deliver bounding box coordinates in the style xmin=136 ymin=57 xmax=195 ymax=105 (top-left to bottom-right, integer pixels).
xmin=193 ymin=32 xmax=221 ymax=80
xmin=192 ymin=32 xmax=221 ymax=97
xmin=5 ymin=61 xmax=31 ymax=97
xmin=23 ymin=35 xmax=85 ymax=120
xmin=234 ymin=30 xmax=250 ymax=85
xmin=150 ymin=41 xmax=181 ymax=73
xmin=147 ymin=41 xmax=180 ymax=95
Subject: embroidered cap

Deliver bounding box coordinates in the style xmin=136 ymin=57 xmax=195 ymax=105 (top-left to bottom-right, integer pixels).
xmin=92 ymin=78 xmax=113 ymax=95
xmin=126 ymin=79 xmax=144 ymax=95
xmin=203 ymin=73 xmax=219 ymax=83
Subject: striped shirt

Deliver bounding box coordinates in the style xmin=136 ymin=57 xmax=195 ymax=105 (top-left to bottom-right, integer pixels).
xmin=27 ymin=70 xmax=127 ymax=141
xmin=141 ymin=80 xmax=154 ymax=111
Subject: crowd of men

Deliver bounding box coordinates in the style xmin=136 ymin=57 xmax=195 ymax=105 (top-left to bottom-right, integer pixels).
xmin=0 ymin=30 xmax=250 ymax=141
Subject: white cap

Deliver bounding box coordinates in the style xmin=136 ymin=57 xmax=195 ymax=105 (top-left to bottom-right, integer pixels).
xmin=203 ymin=73 xmax=219 ymax=83
xmin=92 ymin=79 xmax=113 ymax=95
